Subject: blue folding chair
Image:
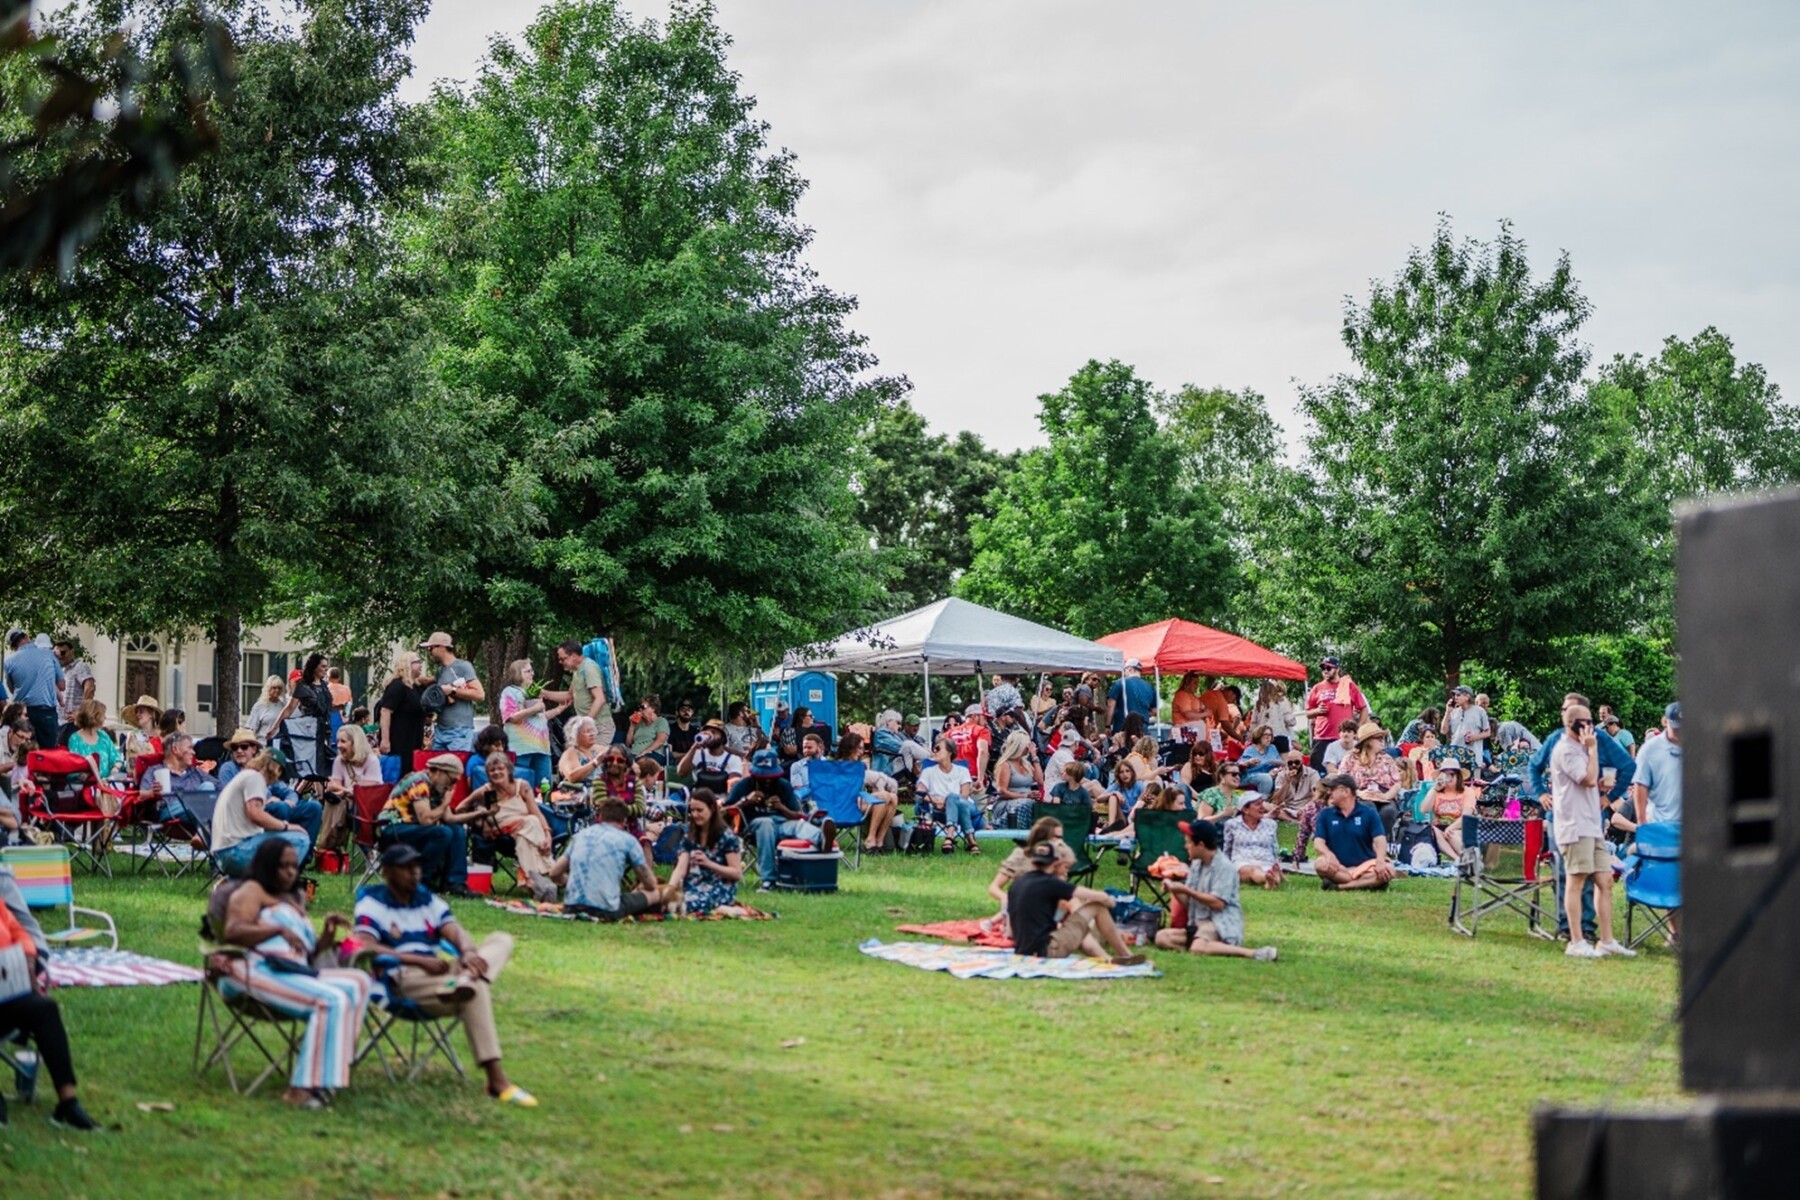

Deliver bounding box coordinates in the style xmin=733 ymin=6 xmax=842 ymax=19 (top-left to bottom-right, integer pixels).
xmin=1623 ymin=821 xmax=1680 ymax=950
xmin=804 ymin=759 xmax=870 ymax=869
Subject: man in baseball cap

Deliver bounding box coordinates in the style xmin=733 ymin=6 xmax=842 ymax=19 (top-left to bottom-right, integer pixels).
xmin=1154 ymin=819 xmax=1278 ymax=960
xmin=376 ymin=752 xmax=477 ymax=897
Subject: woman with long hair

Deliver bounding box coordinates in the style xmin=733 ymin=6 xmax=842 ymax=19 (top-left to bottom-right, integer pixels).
xmin=377 ymin=650 xmax=427 ymax=764
xmin=668 ymin=789 xmax=746 ymax=914
xmin=1345 ymin=721 xmax=1403 ymax=837
xmin=498 ymin=659 xmax=563 ymax=791
xmin=982 ymin=816 xmax=1069 ymax=936
xmin=218 ymin=838 xmax=371 ymax=1110
xmin=1100 ymin=759 xmax=1146 ymax=832
xmin=277 ymin=653 xmax=335 ymax=782
xmin=989 ymin=730 xmax=1042 ymax=829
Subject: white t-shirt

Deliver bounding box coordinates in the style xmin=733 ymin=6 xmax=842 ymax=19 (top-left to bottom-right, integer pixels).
xmin=1322 ymin=741 xmax=1350 ymax=771
xmin=917 ymin=763 xmax=973 ymax=801
xmin=1550 ymin=735 xmax=1604 ymax=845
xmin=213 ymin=769 xmax=271 ymax=852
xmin=1251 ymin=699 xmax=1298 ymax=741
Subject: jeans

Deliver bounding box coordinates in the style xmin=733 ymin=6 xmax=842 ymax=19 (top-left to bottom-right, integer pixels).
xmin=933 ymin=794 xmax=981 ymax=835
xmin=750 ymin=816 xmax=818 ymax=878
xmin=1545 ymin=811 xmax=1597 ymax=938
xmin=217 ymin=830 xmax=313 ymax=879
xmin=387 ymin=822 xmax=469 ymax=890
xmin=432 ymin=726 xmax=475 ymax=752
xmin=25 ymin=706 xmax=58 ymax=754
xmin=264 ymin=798 xmax=323 ymax=848
xmin=513 ymin=752 xmax=553 ymax=791
xmin=1241 ymin=768 xmax=1276 ymax=797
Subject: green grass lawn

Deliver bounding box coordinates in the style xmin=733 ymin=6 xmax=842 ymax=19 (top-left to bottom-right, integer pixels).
xmin=2 ymin=848 xmax=1680 ymax=1199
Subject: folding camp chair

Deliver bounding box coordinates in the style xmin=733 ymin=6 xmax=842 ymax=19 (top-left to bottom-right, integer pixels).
xmin=193 ymin=942 xmax=304 ymax=1096
xmin=1623 ymin=821 xmax=1680 ymax=950
xmin=349 ymin=783 xmax=394 ymax=886
xmin=805 ymin=760 xmax=872 ymax=869
xmin=411 ymin=750 xmax=472 ymax=810
xmin=346 ymin=911 xmax=468 ymax=1084
xmin=117 ymin=757 xmax=194 ymax=877
xmin=1431 ymin=745 xmax=1480 ymax=778
xmin=1447 ymin=814 xmax=1554 ymax=939
xmin=1030 ymin=801 xmax=1100 ymax=887
xmin=20 ymin=748 xmax=119 ymax=876
xmin=1126 ymin=809 xmax=1190 ymax=906
xmin=0 ymin=844 xmax=117 ymax=950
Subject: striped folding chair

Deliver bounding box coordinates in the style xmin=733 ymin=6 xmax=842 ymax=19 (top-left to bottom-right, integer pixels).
xmin=1447 ymin=814 xmax=1554 ymax=939
xmin=0 ymin=844 xmax=117 ymax=950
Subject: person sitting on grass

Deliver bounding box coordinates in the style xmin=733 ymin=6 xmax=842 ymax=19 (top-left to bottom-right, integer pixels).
xmin=0 ymin=865 xmax=98 ymax=1131
xmin=917 ymin=738 xmax=981 ymax=854
xmin=1221 ymin=792 xmax=1283 ymax=889
xmin=1309 ymin=773 xmax=1397 ymax=891
xmin=1195 ymin=762 xmax=1248 ymax=820
xmin=668 ymin=789 xmax=746 ymax=915
xmin=214 ymin=749 xmax=314 ymax=879
xmin=549 ymin=798 xmax=678 ymax=919
xmin=1006 ymin=840 xmax=1145 ymax=965
xmin=1267 ymin=751 xmax=1318 ymax=823
xmin=219 ymin=838 xmax=370 ymax=1110
xmin=354 ymin=843 xmax=536 ymax=1106
xmin=730 ymin=747 xmax=831 ymax=890
xmin=1154 ymin=819 xmax=1279 ymax=960
xmin=377 ymin=754 xmax=479 ymax=899
xmin=982 ymin=816 xmax=1066 ymax=937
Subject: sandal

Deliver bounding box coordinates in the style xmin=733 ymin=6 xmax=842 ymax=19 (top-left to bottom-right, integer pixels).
xmin=964 ymin=835 xmax=981 ymax=855
xmin=940 ymin=835 xmax=957 ymax=855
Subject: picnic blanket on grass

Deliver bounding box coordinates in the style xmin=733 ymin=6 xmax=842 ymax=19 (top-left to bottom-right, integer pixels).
xmin=859 ymin=939 xmax=1160 ymax=980
xmin=895 ymin=918 xmax=1013 ymax=948
xmin=47 ymin=949 xmax=203 ymax=988
xmin=1280 ymin=859 xmax=1455 ymax=879
xmin=484 ymin=897 xmax=775 ymax=922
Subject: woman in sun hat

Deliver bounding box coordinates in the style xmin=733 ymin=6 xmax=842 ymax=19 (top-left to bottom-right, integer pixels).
xmin=122 ymin=694 xmax=164 ymax=760
xmin=1345 ymin=721 xmax=1403 ymax=838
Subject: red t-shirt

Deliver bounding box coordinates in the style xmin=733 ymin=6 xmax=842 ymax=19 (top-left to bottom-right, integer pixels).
xmin=946 ymin=723 xmax=991 ymax=778
xmin=1306 ymin=679 xmax=1366 ymax=742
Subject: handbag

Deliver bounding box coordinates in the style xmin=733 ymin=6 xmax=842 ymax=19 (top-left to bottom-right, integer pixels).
xmin=0 ymin=941 xmax=34 ymax=1003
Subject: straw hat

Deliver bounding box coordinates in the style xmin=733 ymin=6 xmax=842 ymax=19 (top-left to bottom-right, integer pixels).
xmin=123 ymin=694 xmax=163 ymax=724
xmin=1354 ymin=721 xmax=1387 ymax=747
xmin=223 ymin=727 xmax=262 ymax=750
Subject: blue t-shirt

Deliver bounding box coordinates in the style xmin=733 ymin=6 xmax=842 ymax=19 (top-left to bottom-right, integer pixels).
xmin=1314 ymin=801 xmax=1384 ymax=868
xmin=1107 ymin=677 xmax=1158 ymax=731
xmin=564 ymin=823 xmax=646 ymax=913
xmin=1630 ymin=735 xmax=1682 ymax=825
xmin=3 ymin=642 xmax=63 ymax=708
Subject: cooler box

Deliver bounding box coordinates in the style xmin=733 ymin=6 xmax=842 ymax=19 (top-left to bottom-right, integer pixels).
xmin=774 ymin=848 xmax=841 ymax=893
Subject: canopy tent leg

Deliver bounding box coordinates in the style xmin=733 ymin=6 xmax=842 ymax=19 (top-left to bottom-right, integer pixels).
xmin=922 ymin=660 xmax=932 ymax=744
xmin=1154 ymin=666 xmax=1162 ymax=728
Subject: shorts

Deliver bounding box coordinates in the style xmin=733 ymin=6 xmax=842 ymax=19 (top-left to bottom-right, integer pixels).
xmin=1560 ymin=836 xmax=1610 ymax=875
xmin=569 ymin=890 xmax=655 ymax=921
xmin=1046 ymin=903 xmax=1100 ymax=958
xmin=1186 ymin=918 xmax=1243 ymax=947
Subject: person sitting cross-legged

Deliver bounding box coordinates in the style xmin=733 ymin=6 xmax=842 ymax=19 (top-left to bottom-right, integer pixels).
xmin=218 ymin=838 xmax=370 ymax=1109
xmin=376 ymin=754 xmax=479 ymax=899
xmin=548 ymin=798 xmax=679 ymax=919
xmin=354 ymin=843 xmax=536 ymax=1106
xmin=728 ymin=748 xmax=832 ymax=890
xmin=1309 ymin=773 xmax=1397 ymax=891
xmin=1220 ymin=792 xmax=1283 ymax=889
xmin=667 ymin=789 xmax=746 ymax=914
xmin=213 ymin=750 xmax=314 ymax=879
xmin=1154 ymin=818 xmax=1279 ymax=960
xmin=1006 ymin=840 xmax=1146 ymax=966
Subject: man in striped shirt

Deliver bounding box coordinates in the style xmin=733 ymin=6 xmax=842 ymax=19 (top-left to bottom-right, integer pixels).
xmin=354 ymin=843 xmax=537 ymax=1107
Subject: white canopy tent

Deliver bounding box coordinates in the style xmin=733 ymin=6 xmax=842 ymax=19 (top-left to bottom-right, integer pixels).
xmin=770 ymin=597 xmax=1124 ymax=731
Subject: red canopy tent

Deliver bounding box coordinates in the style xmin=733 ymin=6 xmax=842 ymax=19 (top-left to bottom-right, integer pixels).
xmin=1096 ymin=618 xmax=1307 ymax=681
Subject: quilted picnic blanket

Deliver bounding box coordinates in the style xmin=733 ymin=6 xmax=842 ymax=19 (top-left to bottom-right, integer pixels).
xmin=858 ymin=939 xmax=1160 ymax=980
xmin=484 ymin=898 xmax=775 ymax=922
xmin=894 ymin=918 xmax=1013 ymax=948
xmin=47 ymin=949 xmax=203 ymax=988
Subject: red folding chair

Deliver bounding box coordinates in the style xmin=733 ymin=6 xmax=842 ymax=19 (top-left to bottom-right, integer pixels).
xmin=349 ymin=783 xmax=393 ymax=885
xmin=411 ymin=751 xmax=472 ymax=810
xmin=20 ymin=749 xmax=122 ymax=876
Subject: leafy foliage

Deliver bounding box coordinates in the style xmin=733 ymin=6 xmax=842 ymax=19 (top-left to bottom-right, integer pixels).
xmin=958 ymin=359 xmax=1235 ymax=638
xmin=1300 ymin=219 xmax=1658 ymax=688
xmin=415 ymin=0 xmax=897 ymax=675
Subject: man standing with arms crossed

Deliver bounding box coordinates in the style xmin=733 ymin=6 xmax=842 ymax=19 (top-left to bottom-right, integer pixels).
xmin=1551 ymin=704 xmax=1635 ymax=960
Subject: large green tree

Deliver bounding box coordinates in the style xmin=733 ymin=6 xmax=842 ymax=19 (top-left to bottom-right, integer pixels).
xmin=416 ymin=0 xmax=897 ymax=676
xmin=1301 ymin=219 xmax=1656 ymax=688
xmin=0 ymin=0 xmax=493 ymax=730
xmin=957 ymin=359 xmax=1235 ymax=638
xmin=856 ymin=399 xmax=1015 ymax=611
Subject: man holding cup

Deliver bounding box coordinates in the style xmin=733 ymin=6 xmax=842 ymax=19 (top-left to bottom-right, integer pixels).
xmin=1549 ymin=705 xmax=1635 ymax=960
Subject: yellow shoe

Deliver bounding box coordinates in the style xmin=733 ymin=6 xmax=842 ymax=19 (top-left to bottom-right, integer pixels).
xmin=494 ymin=1084 xmax=538 ymax=1108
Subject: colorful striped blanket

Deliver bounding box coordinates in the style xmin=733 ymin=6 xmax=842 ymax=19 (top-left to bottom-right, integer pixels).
xmin=47 ymin=949 xmax=203 ymax=988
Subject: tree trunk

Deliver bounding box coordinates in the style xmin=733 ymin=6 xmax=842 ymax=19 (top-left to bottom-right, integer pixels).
xmin=478 ymin=624 xmax=532 ymax=714
xmin=215 ymin=605 xmax=243 ymax=733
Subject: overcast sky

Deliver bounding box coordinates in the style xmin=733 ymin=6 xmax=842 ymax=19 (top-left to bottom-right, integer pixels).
xmin=405 ymin=0 xmax=1800 ymax=452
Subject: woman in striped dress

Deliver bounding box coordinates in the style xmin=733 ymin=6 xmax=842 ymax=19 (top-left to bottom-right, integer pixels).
xmin=219 ymin=838 xmax=371 ymax=1109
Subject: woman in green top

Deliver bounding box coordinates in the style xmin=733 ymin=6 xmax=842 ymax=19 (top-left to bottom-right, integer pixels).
xmin=1195 ymin=763 xmax=1247 ymax=820
xmin=66 ymin=699 xmax=120 ymax=780
xmin=625 ymin=694 xmax=670 ymax=765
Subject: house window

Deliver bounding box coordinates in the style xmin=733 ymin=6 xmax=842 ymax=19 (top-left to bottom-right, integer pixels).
xmin=242 ymin=651 xmax=268 ymax=717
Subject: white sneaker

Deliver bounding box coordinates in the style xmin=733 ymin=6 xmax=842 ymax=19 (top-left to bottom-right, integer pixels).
xmin=1597 ymin=940 xmax=1638 ymax=958
xmin=1252 ymin=946 xmax=1278 ymax=962
xmin=1565 ymin=940 xmax=1602 ymax=959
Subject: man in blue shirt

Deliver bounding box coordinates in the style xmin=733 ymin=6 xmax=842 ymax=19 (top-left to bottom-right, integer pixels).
xmin=1310 ymin=774 xmax=1396 ymax=890
xmin=3 ymin=629 xmax=64 ymax=752
xmin=1105 ymin=660 xmax=1158 ymax=734
xmin=1631 ymin=703 xmax=1682 ymax=826
xmin=549 ymin=797 xmax=674 ymax=918
xmin=1529 ymin=691 xmax=1633 ymax=940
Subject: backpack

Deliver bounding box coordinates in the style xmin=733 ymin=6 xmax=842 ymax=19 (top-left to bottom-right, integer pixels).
xmin=651 ymin=825 xmax=687 ymax=866
xmin=1395 ymin=820 xmax=1439 ymax=866
xmin=903 ymin=821 xmax=938 ymax=855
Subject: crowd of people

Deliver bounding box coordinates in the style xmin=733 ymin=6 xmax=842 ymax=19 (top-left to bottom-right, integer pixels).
xmin=0 ymin=627 xmax=1683 ymax=1127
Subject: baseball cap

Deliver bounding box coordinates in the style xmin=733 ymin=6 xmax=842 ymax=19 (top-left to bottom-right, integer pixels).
xmin=749 ymin=748 xmax=784 ymax=777
xmin=425 ymin=753 xmax=465 ymax=777
xmin=964 ymin=703 xmax=983 ymax=717
xmin=1125 ymin=658 xmax=1142 ymax=670
xmin=903 ymin=713 xmax=920 ymax=725
xmin=379 ymin=842 xmax=422 ymax=868
xmin=1320 ymin=655 xmax=1340 ymax=668
xmin=1452 ymin=685 xmax=1474 ymax=696
xmin=1026 ymin=842 xmax=1060 ymax=868
xmin=1322 ymin=772 xmax=1358 ymax=793
xmin=1178 ymin=819 xmax=1219 ymax=848
xmin=1664 ymin=702 xmax=1681 ymax=728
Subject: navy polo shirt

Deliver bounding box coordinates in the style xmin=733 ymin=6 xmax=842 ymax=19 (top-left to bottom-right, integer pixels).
xmin=1315 ymin=801 xmax=1384 ymax=868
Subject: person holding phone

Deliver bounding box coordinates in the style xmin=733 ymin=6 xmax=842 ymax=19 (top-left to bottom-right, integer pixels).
xmin=1550 ymin=705 xmax=1634 ymax=960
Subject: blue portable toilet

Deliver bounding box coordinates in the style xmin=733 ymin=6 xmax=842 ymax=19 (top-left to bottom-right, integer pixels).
xmin=750 ymin=669 xmax=838 ymax=735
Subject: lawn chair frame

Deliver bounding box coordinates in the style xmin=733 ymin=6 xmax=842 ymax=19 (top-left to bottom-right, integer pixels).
xmin=1448 ymin=814 xmax=1554 ymax=939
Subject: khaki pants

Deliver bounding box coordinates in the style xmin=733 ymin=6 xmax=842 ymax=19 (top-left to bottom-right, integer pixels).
xmin=391 ymin=931 xmax=514 ymax=1064
xmin=1047 ymin=901 xmax=1104 ymax=958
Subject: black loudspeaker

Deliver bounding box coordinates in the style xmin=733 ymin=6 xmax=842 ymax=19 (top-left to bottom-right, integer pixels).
xmin=1675 ymin=488 xmax=1800 ymax=1093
